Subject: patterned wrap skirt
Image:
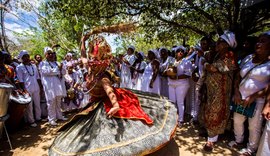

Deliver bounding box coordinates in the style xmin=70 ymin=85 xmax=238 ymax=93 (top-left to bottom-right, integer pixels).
xmin=49 ymin=89 xmax=178 ymax=156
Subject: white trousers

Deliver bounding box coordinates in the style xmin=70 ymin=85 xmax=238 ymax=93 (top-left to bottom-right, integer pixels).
xmin=168 ymin=81 xmax=190 ymax=122
xmin=47 ymin=96 xmax=64 ymax=122
xmin=191 ymin=81 xmax=201 ymax=120
xmin=233 ymin=98 xmax=265 ymax=153
xmin=24 ymin=89 xmax=41 ymax=123
xmin=256 ymin=120 xmax=270 ymax=156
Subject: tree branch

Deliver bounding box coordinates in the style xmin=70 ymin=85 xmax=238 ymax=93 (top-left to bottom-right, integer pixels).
xmin=150 ymin=9 xmax=207 ymax=36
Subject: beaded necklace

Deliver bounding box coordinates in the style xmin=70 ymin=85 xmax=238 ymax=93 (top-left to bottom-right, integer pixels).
xmin=24 ymin=64 xmax=34 ymax=76
xmin=48 ymin=61 xmax=57 ymax=69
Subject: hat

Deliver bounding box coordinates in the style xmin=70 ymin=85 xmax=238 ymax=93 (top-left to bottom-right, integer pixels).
xmin=18 ymin=50 xmax=29 ymax=60
xmin=44 ymin=47 xmax=53 ymax=55
xmin=128 ymin=45 xmax=135 ymax=52
xmin=220 ymin=31 xmax=237 ymax=48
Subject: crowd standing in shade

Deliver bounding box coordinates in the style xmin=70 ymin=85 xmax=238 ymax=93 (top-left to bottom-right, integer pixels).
xmin=0 ymin=30 xmax=269 ymax=156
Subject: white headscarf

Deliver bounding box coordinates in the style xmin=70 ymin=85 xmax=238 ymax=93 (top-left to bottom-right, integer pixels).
xmin=194 ymin=43 xmax=202 ymax=51
xmin=66 ymin=52 xmax=72 ymax=57
xmin=149 ymin=49 xmax=159 ymax=59
xmin=175 ymin=46 xmax=186 ymax=53
xmin=159 ymin=47 xmax=168 ymax=54
xmin=128 ymin=45 xmax=135 ymax=52
xmin=18 ymin=50 xmax=29 ymax=61
xmin=220 ymin=31 xmax=237 ymax=48
xmin=138 ymin=51 xmax=145 ymax=59
xmin=44 ymin=47 xmax=53 ymax=55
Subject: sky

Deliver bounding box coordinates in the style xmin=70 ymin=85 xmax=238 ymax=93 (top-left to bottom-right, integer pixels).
xmin=5 ymin=0 xmax=119 ymax=53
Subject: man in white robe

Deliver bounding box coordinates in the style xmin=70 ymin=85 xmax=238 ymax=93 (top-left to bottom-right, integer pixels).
xmin=16 ymin=50 xmax=41 ymax=127
xmin=39 ymin=47 xmax=67 ymax=126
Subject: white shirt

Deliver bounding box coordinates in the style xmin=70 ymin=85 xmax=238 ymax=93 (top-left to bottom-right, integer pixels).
xmin=168 ymin=58 xmax=193 ymax=85
xmin=39 ymin=60 xmax=66 ymax=99
xmin=16 ymin=63 xmax=40 ymax=93
xmin=239 ymin=54 xmax=270 ymax=99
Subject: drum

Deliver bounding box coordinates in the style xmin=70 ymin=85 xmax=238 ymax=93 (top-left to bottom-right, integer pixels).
xmin=0 ymin=83 xmax=14 ymax=136
xmin=0 ymin=83 xmax=14 ymax=117
xmin=6 ymin=90 xmax=31 ymax=131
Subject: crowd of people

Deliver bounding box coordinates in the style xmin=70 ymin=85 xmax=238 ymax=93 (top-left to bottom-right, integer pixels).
xmin=0 ymin=30 xmax=269 ymax=156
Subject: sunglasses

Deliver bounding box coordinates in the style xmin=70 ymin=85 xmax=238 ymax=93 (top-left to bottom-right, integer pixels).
xmin=47 ymin=52 xmax=56 ymax=55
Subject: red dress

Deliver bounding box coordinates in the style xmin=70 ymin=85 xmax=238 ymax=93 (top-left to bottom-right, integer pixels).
xmin=104 ymin=88 xmax=153 ymax=125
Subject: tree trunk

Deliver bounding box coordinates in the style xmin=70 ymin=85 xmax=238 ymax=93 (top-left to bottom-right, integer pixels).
xmin=0 ymin=0 xmax=7 ymax=52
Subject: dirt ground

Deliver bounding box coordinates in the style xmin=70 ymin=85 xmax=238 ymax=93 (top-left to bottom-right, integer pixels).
xmin=0 ymin=113 xmax=239 ymax=156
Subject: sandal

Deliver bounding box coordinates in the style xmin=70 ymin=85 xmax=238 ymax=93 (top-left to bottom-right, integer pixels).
xmin=239 ymin=148 xmax=253 ymax=156
xmin=203 ymin=141 xmax=214 ymax=152
xmin=228 ymin=140 xmax=243 ymax=149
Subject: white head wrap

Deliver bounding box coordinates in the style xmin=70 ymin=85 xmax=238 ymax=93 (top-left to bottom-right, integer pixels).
xmin=149 ymin=49 xmax=159 ymax=59
xmin=138 ymin=51 xmax=145 ymax=59
xmin=44 ymin=47 xmax=53 ymax=55
xmin=127 ymin=45 xmax=135 ymax=52
xmin=175 ymin=46 xmax=186 ymax=53
xmin=66 ymin=52 xmax=73 ymax=57
xmin=159 ymin=47 xmax=168 ymax=54
xmin=18 ymin=50 xmax=29 ymax=61
xmin=220 ymin=31 xmax=237 ymax=48
xmin=194 ymin=43 xmax=202 ymax=51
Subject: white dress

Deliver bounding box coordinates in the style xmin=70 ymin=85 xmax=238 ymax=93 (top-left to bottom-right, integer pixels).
xmin=131 ymin=61 xmax=147 ymax=91
xmin=159 ymin=56 xmax=175 ymax=98
xmin=120 ymin=54 xmax=136 ymax=89
xmin=141 ymin=61 xmax=160 ymax=94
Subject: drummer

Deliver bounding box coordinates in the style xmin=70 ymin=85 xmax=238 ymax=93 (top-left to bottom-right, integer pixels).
xmin=16 ymin=50 xmax=42 ymax=127
xmin=0 ymin=51 xmax=17 ymax=84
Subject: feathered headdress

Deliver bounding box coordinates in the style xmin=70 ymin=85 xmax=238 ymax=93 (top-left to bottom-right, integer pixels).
xmin=85 ymin=23 xmax=137 ymax=70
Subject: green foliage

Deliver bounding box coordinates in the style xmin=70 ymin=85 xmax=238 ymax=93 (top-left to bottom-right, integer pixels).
xmin=10 ymin=29 xmax=48 ymax=58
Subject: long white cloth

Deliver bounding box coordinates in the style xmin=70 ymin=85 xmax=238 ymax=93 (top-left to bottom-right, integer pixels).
xmin=141 ymin=62 xmax=160 ymax=94
xmin=120 ymin=54 xmax=136 ymax=89
xmin=160 ymin=56 xmax=175 ymax=98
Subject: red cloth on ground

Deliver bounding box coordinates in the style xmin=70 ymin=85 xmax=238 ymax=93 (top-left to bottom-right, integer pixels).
xmin=104 ymin=88 xmax=153 ymax=125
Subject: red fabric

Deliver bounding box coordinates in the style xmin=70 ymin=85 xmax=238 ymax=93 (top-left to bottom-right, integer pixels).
xmin=93 ymin=43 xmax=99 ymax=56
xmin=104 ymin=88 xmax=153 ymax=125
